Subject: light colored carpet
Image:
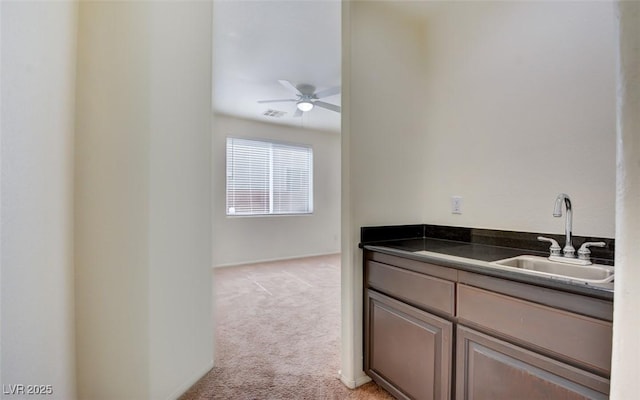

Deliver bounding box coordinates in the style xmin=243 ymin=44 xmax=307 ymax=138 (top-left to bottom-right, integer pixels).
xmin=179 ymin=254 xmax=394 ymax=400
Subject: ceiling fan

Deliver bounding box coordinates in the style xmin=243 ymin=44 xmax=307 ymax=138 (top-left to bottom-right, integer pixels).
xmin=258 ymin=80 xmax=341 ymax=117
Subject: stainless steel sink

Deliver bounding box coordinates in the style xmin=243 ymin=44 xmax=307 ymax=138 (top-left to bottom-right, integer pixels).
xmin=492 ymin=255 xmax=614 ymax=284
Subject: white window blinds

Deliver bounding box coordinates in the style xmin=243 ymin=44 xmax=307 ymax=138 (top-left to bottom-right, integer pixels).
xmin=226 ymin=138 xmax=313 ymax=215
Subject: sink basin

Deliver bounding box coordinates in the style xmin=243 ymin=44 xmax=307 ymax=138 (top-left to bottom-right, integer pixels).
xmin=492 ymin=255 xmax=614 ymax=284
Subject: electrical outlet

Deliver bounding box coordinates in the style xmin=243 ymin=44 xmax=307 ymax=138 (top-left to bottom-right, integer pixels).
xmin=451 ymin=196 xmax=463 ymax=214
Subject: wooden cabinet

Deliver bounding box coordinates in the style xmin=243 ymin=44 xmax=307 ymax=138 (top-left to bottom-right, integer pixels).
xmin=456 ymin=325 xmax=609 ymax=400
xmin=367 ymin=259 xmax=455 ymax=317
xmin=362 ymin=250 xmax=612 ymax=400
xmin=365 ymin=289 xmax=452 ymax=400
xmin=457 ymin=284 xmax=612 ymax=376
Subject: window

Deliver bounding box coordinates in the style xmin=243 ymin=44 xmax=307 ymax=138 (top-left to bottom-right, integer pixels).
xmin=226 ymin=137 xmax=313 ymax=216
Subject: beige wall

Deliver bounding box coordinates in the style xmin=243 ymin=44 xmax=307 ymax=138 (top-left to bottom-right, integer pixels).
xmin=75 ymin=2 xmax=213 ymax=399
xmin=212 ymin=114 xmax=341 ymax=267
xmin=147 ymin=3 xmax=214 ymax=399
xmin=611 ymin=1 xmax=640 ymax=397
xmin=342 ymin=0 xmax=617 ymax=388
xmin=75 ymin=3 xmax=151 ymax=397
xmin=341 ymin=1 xmax=429 ymax=387
xmin=348 ymin=3 xmax=429 ymax=227
xmin=421 ymin=1 xmax=615 ymax=238
xmin=1 ymin=2 xmax=78 ymax=399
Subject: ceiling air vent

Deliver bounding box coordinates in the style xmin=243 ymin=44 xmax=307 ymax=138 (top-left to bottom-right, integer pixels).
xmin=263 ymin=109 xmax=286 ymax=118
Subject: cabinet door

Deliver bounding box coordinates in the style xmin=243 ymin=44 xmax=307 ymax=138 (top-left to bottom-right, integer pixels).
xmin=456 ymin=325 xmax=609 ymax=400
xmin=365 ymin=289 xmax=452 ymax=400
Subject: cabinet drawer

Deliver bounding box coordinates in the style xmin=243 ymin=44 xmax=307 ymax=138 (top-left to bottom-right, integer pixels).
xmin=366 ymin=260 xmax=455 ymax=317
xmin=457 ymin=285 xmax=612 ymax=376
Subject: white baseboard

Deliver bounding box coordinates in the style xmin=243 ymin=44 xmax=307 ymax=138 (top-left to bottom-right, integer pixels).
xmin=167 ymin=360 xmax=213 ymax=400
xmin=338 ymin=370 xmax=371 ymax=389
xmin=212 ymin=252 xmax=341 ymax=269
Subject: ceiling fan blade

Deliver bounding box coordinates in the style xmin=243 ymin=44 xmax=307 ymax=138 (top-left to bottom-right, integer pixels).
xmin=293 ymin=108 xmax=303 ymax=118
xmin=314 ymin=86 xmax=341 ymax=99
xmin=257 ymin=99 xmax=297 ymax=104
xmin=278 ymin=80 xmax=302 ymax=96
xmin=313 ymin=101 xmax=341 ymax=113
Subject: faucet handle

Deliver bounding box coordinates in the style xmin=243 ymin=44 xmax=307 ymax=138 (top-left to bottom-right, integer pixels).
xmin=538 ymin=236 xmax=562 ymax=256
xmin=577 ymin=242 xmax=606 ymax=260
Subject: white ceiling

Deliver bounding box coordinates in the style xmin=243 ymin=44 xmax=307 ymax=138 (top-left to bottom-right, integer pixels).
xmin=213 ymin=0 xmax=342 ymax=133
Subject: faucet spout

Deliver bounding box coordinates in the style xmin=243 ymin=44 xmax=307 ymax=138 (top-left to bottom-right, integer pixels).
xmin=553 ymin=193 xmax=575 ymax=257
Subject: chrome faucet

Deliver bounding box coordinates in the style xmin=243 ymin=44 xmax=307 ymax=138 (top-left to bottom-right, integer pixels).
xmin=553 ymin=193 xmax=575 ymax=258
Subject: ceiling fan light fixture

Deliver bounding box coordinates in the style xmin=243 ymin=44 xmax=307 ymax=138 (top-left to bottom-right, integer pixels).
xmin=296 ymin=100 xmax=314 ymax=112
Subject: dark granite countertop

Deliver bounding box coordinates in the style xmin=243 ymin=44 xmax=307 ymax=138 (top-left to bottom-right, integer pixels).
xmin=365 ymin=237 xmax=547 ymax=261
xmin=361 ymin=225 xmax=615 ymax=301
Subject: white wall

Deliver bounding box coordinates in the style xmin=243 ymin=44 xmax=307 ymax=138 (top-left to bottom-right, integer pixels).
xmin=75 ymin=2 xmax=213 ymax=399
xmin=421 ymin=1 xmax=616 ymax=238
xmin=1 ymin=2 xmax=78 ymax=399
xmin=212 ymin=114 xmax=340 ymax=267
xmin=611 ymin=1 xmax=640 ymax=398
xmin=342 ymin=0 xmax=617 ymax=388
